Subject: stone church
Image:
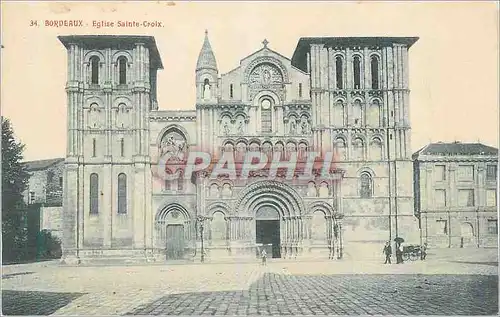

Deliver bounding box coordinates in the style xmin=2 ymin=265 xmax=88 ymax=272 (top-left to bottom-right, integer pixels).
xmin=58 ymin=32 xmax=419 ymax=264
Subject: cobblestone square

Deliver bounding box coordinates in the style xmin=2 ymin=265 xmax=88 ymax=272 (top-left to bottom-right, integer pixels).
xmin=126 ymin=274 xmax=498 ymax=316
xmin=1 ymin=253 xmax=498 ymax=315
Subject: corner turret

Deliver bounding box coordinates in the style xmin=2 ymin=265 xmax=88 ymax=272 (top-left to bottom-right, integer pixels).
xmin=196 ymin=30 xmax=218 ymax=103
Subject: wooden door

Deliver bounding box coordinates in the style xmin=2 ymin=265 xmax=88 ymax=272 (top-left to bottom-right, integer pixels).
xmin=166 ymin=224 xmax=185 ymax=260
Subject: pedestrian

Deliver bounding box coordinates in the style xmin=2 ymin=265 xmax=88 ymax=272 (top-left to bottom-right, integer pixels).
xmin=421 ymin=242 xmax=427 ymax=260
xmin=396 ymin=243 xmax=404 ymax=264
xmin=261 ymin=248 xmax=267 ymax=266
xmin=383 ymin=241 xmax=392 ymax=264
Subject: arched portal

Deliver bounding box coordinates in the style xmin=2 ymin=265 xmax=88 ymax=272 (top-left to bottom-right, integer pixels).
xmin=155 ymin=203 xmax=192 ymax=260
xmin=234 ymin=180 xmax=305 ymax=259
xmin=255 ymin=206 xmax=281 ymax=258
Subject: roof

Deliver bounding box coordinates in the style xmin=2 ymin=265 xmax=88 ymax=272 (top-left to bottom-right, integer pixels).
xmin=22 ymin=158 xmax=65 ymax=171
xmin=196 ymin=31 xmax=218 ymax=72
xmin=291 ymin=36 xmax=419 ymax=72
xmin=58 ymin=35 xmax=163 ymax=69
xmin=413 ymin=142 xmax=498 ymax=159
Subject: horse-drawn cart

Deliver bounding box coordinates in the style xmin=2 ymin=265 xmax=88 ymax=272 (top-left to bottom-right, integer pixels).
xmin=402 ymin=245 xmax=421 ymax=261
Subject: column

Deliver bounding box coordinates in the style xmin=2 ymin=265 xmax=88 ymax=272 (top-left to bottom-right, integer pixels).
xmin=62 ymin=162 xmax=79 ymax=263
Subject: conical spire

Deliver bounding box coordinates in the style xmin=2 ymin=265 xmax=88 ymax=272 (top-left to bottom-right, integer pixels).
xmin=196 ymin=30 xmax=218 ymax=72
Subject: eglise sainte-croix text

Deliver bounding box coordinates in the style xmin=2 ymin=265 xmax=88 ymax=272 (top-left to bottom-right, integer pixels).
xmin=40 ymin=20 xmax=164 ymax=28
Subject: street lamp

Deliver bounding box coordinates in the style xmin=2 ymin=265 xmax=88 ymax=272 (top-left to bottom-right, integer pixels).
xmin=197 ymin=215 xmax=205 ymax=263
xmin=334 ymin=213 xmax=344 ymax=260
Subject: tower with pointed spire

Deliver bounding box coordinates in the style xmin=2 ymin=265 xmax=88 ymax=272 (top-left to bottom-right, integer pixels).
xmin=196 ymin=30 xmax=219 ymax=103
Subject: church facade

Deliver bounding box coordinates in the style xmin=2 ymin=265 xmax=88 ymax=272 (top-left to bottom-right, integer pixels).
xmin=58 ymin=33 xmax=419 ymax=264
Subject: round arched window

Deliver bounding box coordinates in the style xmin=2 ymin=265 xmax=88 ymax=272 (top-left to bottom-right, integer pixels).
xmin=261 ymin=99 xmax=271 ymax=109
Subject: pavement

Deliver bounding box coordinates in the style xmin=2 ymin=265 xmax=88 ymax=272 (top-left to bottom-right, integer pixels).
xmin=1 ymin=248 xmax=498 ymax=315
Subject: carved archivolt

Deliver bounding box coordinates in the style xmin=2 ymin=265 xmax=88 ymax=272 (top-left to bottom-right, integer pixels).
xmin=246 ymin=59 xmax=287 ymax=101
xmin=234 ymin=180 xmax=305 ymax=216
xmin=308 ymin=201 xmax=336 ymax=217
xmin=158 ymin=129 xmax=188 ymax=161
xmin=244 ymin=57 xmax=289 ymax=83
xmin=155 ymin=202 xmax=191 ymax=222
xmin=206 ymin=201 xmax=231 ymax=217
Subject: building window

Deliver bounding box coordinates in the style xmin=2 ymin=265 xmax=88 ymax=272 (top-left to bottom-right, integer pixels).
xmin=230 ymin=84 xmax=233 ymax=98
xmin=434 ymin=165 xmax=446 ymax=182
xmin=352 ymin=137 xmax=364 ymax=160
xmin=335 ymin=138 xmax=346 ymax=161
xmin=435 ymin=189 xmax=446 ymax=207
xmin=165 ymin=171 xmax=172 ymax=191
xmin=92 ymin=139 xmax=96 ymax=157
xmin=359 ymin=173 xmax=372 ymax=198
xmin=178 ymin=178 xmax=184 ymax=191
xmin=486 ymin=165 xmax=497 ymax=181
xmin=436 ymin=220 xmax=448 ymax=235
xmin=353 ymin=56 xmax=361 ymax=89
xmin=90 ymin=173 xmax=99 ymax=214
xmin=47 ymin=171 xmax=54 ymax=183
xmin=335 ymin=56 xmax=343 ymax=89
xmin=298 ymin=83 xmax=303 ymax=98
xmin=118 ymin=57 xmax=127 ymax=85
xmin=486 ymin=189 xmax=497 ymax=206
xmin=59 ymin=176 xmax=63 ymax=187
xmin=29 ymin=191 xmax=35 ymax=204
xmin=117 ymin=173 xmax=127 ymax=214
xmin=261 ymin=98 xmax=272 ymax=133
xmin=370 ymin=56 xmax=379 ymax=89
xmin=120 ymin=138 xmax=125 ymax=157
xmin=487 ymin=220 xmax=498 ymax=234
xmin=458 ymin=189 xmax=475 ymax=207
xmin=458 ymin=165 xmax=474 ymax=181
xmin=90 ymin=56 xmax=99 ymax=85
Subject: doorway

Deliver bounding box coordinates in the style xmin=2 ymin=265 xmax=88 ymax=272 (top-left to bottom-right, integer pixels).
xmin=256 ymin=220 xmax=281 ymax=258
xmin=165 ymin=224 xmax=185 ymax=260
xmin=255 ymin=206 xmax=281 ymax=258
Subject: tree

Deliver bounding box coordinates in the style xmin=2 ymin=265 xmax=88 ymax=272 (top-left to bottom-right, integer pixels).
xmin=2 ymin=117 xmax=30 ymax=261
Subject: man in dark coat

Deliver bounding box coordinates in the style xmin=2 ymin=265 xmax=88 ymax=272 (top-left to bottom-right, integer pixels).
xmin=383 ymin=241 xmax=392 ymax=264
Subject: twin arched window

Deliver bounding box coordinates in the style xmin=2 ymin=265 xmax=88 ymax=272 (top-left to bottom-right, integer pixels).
xmin=360 ymin=173 xmax=373 ymax=198
xmin=90 ymin=55 xmax=128 ymax=85
xmin=334 ymin=54 xmax=380 ymax=90
xmin=89 ymin=173 xmax=127 ymax=215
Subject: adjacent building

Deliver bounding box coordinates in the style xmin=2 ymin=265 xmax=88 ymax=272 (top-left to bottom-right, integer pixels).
xmin=22 ymin=158 xmax=65 ymax=206
xmin=413 ymin=142 xmax=498 ymax=248
xmin=57 ymin=33 xmax=419 ymax=264
xmin=21 ymin=158 xmax=65 ymax=238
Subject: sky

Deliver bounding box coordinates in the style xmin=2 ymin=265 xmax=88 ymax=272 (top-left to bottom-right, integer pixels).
xmin=1 ymin=1 xmax=498 ymax=161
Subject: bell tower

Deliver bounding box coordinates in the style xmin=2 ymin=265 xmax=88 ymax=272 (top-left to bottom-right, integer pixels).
xmin=195 ymin=30 xmax=219 ymax=153
xmin=58 ymin=35 xmax=163 ymax=264
xmin=196 ymin=30 xmax=219 ymax=103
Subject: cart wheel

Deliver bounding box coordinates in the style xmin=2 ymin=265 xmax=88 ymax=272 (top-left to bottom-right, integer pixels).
xmin=403 ymin=253 xmax=410 ymax=261
xmin=410 ymin=253 xmax=418 ymax=261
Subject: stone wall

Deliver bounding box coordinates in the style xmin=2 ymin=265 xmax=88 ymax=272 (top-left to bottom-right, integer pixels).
xmin=23 ymin=161 xmax=64 ymax=206
xmin=41 ymin=206 xmax=63 ymax=239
